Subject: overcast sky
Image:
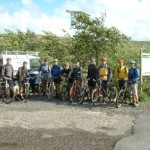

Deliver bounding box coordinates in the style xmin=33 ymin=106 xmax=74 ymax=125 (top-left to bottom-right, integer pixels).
xmin=0 ymin=0 xmax=150 ymax=41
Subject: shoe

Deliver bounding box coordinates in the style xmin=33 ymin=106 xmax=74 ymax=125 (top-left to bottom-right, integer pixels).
xmin=20 ymin=96 xmax=24 ymax=100
xmin=15 ymin=96 xmax=21 ymax=101
xmin=102 ymin=100 xmax=106 ymax=104
xmin=43 ymin=91 xmax=46 ymax=96
xmin=134 ymin=103 xmax=139 ymax=107
xmin=129 ymin=102 xmax=134 ymax=106
xmin=23 ymin=99 xmax=27 ymax=103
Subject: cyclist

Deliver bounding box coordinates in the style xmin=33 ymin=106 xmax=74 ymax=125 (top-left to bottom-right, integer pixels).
xmin=60 ymin=63 xmax=73 ymax=85
xmin=98 ymin=57 xmax=113 ymax=101
xmin=16 ymin=61 xmax=29 ymax=100
xmin=128 ymin=60 xmax=140 ymax=107
xmin=87 ymin=58 xmax=98 ymax=99
xmin=39 ymin=59 xmax=51 ymax=96
xmin=1 ymin=58 xmax=15 ymax=100
xmin=114 ymin=59 xmax=128 ymax=90
xmin=51 ymin=59 xmax=62 ymax=98
xmin=69 ymin=62 xmax=83 ymax=81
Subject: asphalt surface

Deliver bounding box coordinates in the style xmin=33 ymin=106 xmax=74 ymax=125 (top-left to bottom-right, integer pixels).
xmin=113 ymin=115 xmax=150 ymax=150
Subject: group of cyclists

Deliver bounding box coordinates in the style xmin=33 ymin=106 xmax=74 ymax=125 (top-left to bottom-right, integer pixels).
xmin=0 ymin=56 xmax=140 ymax=107
xmin=38 ymin=57 xmax=140 ymax=107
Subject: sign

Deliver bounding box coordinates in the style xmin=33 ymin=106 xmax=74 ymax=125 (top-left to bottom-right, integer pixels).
xmin=142 ymin=53 xmax=150 ymax=76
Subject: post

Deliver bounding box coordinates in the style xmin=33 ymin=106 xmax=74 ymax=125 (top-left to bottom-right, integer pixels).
xmin=140 ymin=48 xmax=143 ymax=93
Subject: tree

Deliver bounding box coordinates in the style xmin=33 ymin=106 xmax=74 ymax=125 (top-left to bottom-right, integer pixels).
xmin=67 ymin=10 xmax=130 ymax=66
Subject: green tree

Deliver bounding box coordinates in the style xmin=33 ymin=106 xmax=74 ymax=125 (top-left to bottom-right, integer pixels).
xmin=67 ymin=10 xmax=130 ymax=66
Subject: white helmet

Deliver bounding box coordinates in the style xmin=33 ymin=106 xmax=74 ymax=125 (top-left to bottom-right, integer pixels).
xmin=130 ymin=60 xmax=135 ymax=64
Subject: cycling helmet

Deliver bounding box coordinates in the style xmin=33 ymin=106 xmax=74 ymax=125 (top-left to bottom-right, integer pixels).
xmin=75 ymin=62 xmax=80 ymax=66
xmin=90 ymin=57 xmax=96 ymax=62
xmin=130 ymin=60 xmax=135 ymax=64
xmin=65 ymin=63 xmax=69 ymax=66
xmin=118 ymin=59 xmax=124 ymax=63
xmin=101 ymin=57 xmax=107 ymax=61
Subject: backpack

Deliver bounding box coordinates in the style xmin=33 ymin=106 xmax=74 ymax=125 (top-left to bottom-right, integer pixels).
xmin=117 ymin=67 xmax=127 ymax=74
xmin=40 ymin=64 xmax=50 ymax=72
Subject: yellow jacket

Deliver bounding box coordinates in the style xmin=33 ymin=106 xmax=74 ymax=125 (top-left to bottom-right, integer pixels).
xmin=114 ymin=66 xmax=128 ymax=80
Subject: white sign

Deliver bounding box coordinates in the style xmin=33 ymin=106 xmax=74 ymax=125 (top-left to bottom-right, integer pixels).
xmin=142 ymin=53 xmax=150 ymax=76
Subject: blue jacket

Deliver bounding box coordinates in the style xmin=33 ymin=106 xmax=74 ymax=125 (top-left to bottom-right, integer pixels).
xmin=128 ymin=67 xmax=140 ymax=83
xmin=51 ymin=65 xmax=62 ymax=77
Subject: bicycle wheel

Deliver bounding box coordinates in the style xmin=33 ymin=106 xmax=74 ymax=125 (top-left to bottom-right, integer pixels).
xmin=37 ymin=82 xmax=42 ymax=96
xmin=61 ymin=85 xmax=68 ymax=100
xmin=116 ymin=89 xmax=125 ymax=108
xmin=4 ymin=88 xmax=12 ymax=104
xmin=24 ymin=86 xmax=30 ymax=102
xmin=91 ymin=89 xmax=103 ymax=105
xmin=79 ymin=85 xmax=87 ymax=105
xmin=108 ymin=86 xmax=118 ymax=102
xmin=69 ymin=86 xmax=76 ymax=103
xmin=47 ymin=84 xmax=53 ymax=100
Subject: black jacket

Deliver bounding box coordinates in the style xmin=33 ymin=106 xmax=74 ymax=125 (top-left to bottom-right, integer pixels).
xmin=87 ymin=64 xmax=98 ymax=80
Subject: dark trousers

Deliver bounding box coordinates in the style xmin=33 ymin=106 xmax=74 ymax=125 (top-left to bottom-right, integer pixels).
xmin=118 ymin=79 xmax=127 ymax=90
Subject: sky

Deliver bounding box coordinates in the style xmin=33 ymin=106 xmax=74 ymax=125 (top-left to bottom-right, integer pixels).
xmin=0 ymin=0 xmax=150 ymax=41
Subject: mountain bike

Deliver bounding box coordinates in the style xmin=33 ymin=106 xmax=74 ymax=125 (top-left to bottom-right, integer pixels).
xmin=47 ymin=77 xmax=56 ymax=100
xmin=79 ymin=78 xmax=90 ymax=105
xmin=116 ymin=82 xmax=131 ymax=108
xmin=92 ymin=79 xmax=118 ymax=106
xmin=60 ymin=75 xmax=70 ymax=100
xmin=23 ymin=77 xmax=31 ymax=102
xmin=69 ymin=78 xmax=83 ymax=103
xmin=0 ymin=77 xmax=13 ymax=104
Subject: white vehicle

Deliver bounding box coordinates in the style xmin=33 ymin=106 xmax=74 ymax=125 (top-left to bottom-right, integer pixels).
xmin=0 ymin=50 xmax=41 ymax=75
xmin=0 ymin=51 xmax=41 ymax=89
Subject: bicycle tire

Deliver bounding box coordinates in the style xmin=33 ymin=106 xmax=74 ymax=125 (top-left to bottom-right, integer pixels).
xmin=69 ymin=86 xmax=76 ymax=103
xmin=91 ymin=89 xmax=103 ymax=105
xmin=48 ymin=85 xmax=53 ymax=100
xmin=61 ymin=85 xmax=68 ymax=100
xmin=116 ymin=89 xmax=125 ymax=108
xmin=24 ymin=86 xmax=30 ymax=102
xmin=79 ymin=85 xmax=87 ymax=105
xmin=108 ymin=86 xmax=118 ymax=102
xmin=4 ymin=88 xmax=12 ymax=104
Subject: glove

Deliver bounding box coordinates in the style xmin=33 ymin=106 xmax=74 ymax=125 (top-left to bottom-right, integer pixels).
xmin=129 ymin=80 xmax=136 ymax=84
xmin=92 ymin=79 xmax=96 ymax=82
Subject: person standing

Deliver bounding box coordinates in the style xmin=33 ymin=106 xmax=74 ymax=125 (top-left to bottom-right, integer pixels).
xmin=39 ymin=59 xmax=51 ymax=96
xmin=98 ymin=57 xmax=113 ymax=101
xmin=1 ymin=58 xmax=15 ymax=100
xmin=114 ymin=59 xmax=128 ymax=90
xmin=16 ymin=61 xmax=29 ymax=101
xmin=51 ymin=59 xmax=62 ymax=98
xmin=128 ymin=60 xmax=140 ymax=107
xmin=87 ymin=58 xmax=98 ymax=99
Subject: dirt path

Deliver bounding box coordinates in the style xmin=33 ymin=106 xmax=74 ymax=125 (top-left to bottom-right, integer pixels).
xmin=0 ymin=96 xmax=150 ymax=150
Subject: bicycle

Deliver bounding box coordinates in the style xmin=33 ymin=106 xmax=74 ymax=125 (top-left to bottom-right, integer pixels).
xmin=0 ymin=77 xmax=13 ymax=104
xmin=23 ymin=77 xmax=31 ymax=102
xmin=69 ymin=77 xmax=83 ymax=103
xmin=47 ymin=77 xmax=56 ymax=100
xmin=32 ymin=75 xmax=42 ymax=96
xmin=60 ymin=75 xmax=70 ymax=100
xmin=116 ymin=82 xmax=131 ymax=108
xmin=79 ymin=78 xmax=90 ymax=105
xmin=92 ymin=79 xmax=118 ymax=106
